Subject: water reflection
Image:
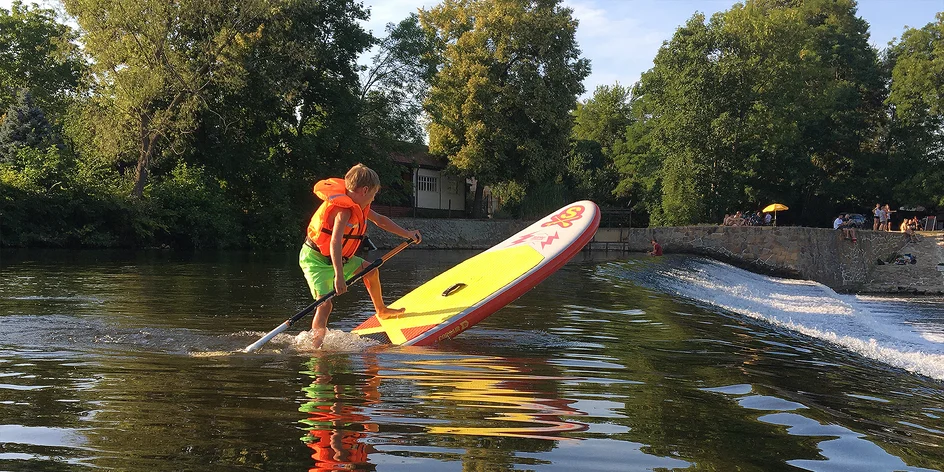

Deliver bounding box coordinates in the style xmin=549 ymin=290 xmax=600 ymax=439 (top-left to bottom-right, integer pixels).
xmin=297 ymin=352 xmax=589 ymax=471
xmin=299 ymin=355 xmax=380 ymax=471
xmin=390 ymin=355 xmax=588 ymax=440
xmin=762 ymin=413 xmax=940 ymax=472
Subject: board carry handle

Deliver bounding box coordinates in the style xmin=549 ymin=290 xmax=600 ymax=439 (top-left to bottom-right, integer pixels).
xmin=243 ymin=239 xmax=415 ymax=353
xmin=441 ymin=283 xmax=466 ymax=297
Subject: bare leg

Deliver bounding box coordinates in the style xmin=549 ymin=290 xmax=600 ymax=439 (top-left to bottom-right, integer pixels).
xmin=310 ymin=299 xmax=332 ymax=349
xmin=361 ymin=262 xmax=405 ymax=319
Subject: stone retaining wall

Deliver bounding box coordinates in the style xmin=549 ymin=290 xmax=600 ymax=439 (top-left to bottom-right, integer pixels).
xmin=593 ymin=226 xmax=908 ymax=292
xmin=368 ymin=218 xmax=529 ymax=250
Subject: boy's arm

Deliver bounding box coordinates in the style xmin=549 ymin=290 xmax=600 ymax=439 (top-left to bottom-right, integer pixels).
xmin=367 ymin=209 xmax=422 ymax=243
xmin=331 ymin=209 xmax=351 ymax=294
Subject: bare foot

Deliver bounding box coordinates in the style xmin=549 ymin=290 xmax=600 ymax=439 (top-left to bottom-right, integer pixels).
xmin=376 ymin=307 xmax=406 ymax=320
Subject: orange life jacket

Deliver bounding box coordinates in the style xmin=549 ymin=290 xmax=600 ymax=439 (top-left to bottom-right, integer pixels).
xmin=306 ymin=428 xmax=369 ymax=467
xmin=306 ymin=178 xmax=369 ymax=259
xmin=304 ymin=404 xmax=371 ymax=467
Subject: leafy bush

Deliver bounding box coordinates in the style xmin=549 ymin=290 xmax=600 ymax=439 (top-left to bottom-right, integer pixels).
xmin=1 ymin=144 xmax=69 ymax=192
xmin=0 ymin=158 xmax=145 ymax=247
xmin=492 ymin=180 xmax=568 ymax=219
xmin=149 ymin=162 xmax=242 ymax=249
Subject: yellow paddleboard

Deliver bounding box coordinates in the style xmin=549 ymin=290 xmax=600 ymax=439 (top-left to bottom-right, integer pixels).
xmin=352 ymin=201 xmax=600 ymax=346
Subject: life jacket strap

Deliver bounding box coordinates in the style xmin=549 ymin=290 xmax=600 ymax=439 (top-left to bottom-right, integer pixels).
xmin=304 ymin=237 xmax=349 ymax=263
xmin=320 ymin=228 xmax=365 ymax=240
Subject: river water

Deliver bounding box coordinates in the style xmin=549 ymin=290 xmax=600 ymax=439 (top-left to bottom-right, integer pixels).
xmin=1 ymin=249 xmax=942 ymax=471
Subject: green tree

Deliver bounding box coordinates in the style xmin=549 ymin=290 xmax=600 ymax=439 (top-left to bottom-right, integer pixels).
xmin=618 ymin=0 xmax=885 ymax=226
xmin=567 ymin=83 xmax=631 ymax=206
xmin=613 ymin=84 xmax=662 ymax=226
xmin=572 ymin=83 xmax=632 ymax=154
xmin=0 ymin=1 xmax=84 ymax=119
xmin=60 ymin=0 xmax=377 ymax=248
xmin=178 ymin=0 xmax=375 ymax=247
xmin=0 ymin=89 xmax=57 ymax=163
xmin=421 ymin=0 xmax=590 ymax=217
xmin=360 ymin=13 xmax=439 ymax=145
xmin=633 ymin=13 xmax=725 ymax=225
xmin=62 ymin=0 xmax=271 ymax=198
xmin=564 ymin=139 xmax=618 ymax=206
xmin=786 ymin=0 xmax=885 ymax=221
xmin=885 ymin=13 xmax=944 ymax=208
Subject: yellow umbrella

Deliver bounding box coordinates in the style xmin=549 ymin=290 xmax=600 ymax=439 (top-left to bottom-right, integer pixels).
xmin=762 ymin=203 xmax=788 ymax=226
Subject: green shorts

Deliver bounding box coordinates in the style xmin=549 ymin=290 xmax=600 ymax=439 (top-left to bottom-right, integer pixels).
xmin=298 ymin=245 xmax=366 ymax=298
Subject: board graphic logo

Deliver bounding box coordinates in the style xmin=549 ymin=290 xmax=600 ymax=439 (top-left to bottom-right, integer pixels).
xmin=509 ymin=231 xmax=560 ymax=248
xmin=438 ymin=320 xmax=470 ymax=341
xmin=541 ymin=205 xmax=584 ymax=228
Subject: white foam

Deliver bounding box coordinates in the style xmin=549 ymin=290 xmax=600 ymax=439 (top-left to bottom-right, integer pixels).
xmin=921 ymin=332 xmax=944 ymax=344
xmin=653 ymin=259 xmax=944 ymax=381
xmin=293 ymin=329 xmax=379 ymax=353
xmin=233 ymin=329 xmax=378 ymax=354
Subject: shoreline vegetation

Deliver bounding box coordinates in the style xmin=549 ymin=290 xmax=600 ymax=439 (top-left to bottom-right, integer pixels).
xmin=2 ymin=1 xmax=942 ymax=250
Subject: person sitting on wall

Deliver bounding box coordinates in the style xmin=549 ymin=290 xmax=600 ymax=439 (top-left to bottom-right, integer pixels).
xmin=901 ymin=218 xmax=919 ymax=243
xmin=745 ymin=211 xmax=759 ymax=226
xmin=834 ymin=214 xmax=857 ymax=243
xmin=647 ymin=238 xmax=663 ymax=256
xmin=844 ymin=215 xmax=858 ymax=243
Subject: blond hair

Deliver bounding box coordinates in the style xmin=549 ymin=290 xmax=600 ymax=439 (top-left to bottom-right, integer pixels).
xmin=345 ymin=163 xmax=380 ymax=191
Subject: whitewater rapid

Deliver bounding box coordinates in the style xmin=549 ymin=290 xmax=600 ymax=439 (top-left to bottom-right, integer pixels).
xmin=612 ymin=257 xmax=944 ymax=381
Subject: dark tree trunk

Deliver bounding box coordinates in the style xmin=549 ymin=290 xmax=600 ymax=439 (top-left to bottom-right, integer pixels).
xmin=472 ymin=182 xmax=485 ymax=218
xmin=132 ymin=112 xmax=156 ymax=198
xmin=131 ymin=92 xmax=187 ymax=198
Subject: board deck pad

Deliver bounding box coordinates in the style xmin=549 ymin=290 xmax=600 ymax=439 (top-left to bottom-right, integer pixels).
xmin=352 ymin=200 xmax=600 ymax=346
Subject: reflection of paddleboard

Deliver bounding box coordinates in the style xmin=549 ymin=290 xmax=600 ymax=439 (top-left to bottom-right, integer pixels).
xmin=352 ymin=201 xmax=600 ymax=346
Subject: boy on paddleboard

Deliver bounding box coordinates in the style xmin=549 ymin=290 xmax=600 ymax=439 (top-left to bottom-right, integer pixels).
xmin=300 ymin=163 xmax=421 ymax=348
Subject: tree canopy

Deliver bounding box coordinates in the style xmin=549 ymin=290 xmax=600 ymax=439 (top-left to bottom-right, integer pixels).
xmin=421 ymin=0 xmax=590 ymax=216
xmin=0 ymin=1 xmax=84 ymax=119
xmin=61 ymin=0 xmax=276 ymax=197
xmin=615 ymin=0 xmax=889 ymax=226
xmin=880 ymin=13 xmax=944 ymax=209
xmin=0 ymin=89 xmax=56 ymax=163
xmin=2 ymin=0 xmax=943 ymax=248
xmin=360 ymin=13 xmax=439 ymax=145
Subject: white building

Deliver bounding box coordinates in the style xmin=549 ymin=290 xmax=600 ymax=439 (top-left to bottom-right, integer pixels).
xmin=389 ymin=146 xmax=466 ymax=217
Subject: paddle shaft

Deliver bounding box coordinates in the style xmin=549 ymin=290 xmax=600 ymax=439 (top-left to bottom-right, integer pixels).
xmin=243 ymin=240 xmax=413 ymax=353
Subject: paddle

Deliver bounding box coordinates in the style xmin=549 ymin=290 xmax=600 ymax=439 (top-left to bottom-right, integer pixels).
xmin=243 ymin=239 xmax=414 ymax=353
